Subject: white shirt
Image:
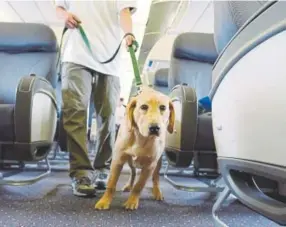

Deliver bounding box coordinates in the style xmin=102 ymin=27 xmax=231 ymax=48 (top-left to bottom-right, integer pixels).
xmin=55 ymin=0 xmax=137 ymax=76
xmin=115 ymin=104 xmax=126 ymax=126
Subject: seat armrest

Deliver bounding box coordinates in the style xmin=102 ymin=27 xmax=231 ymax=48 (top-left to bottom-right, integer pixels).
xmin=172 ymin=32 xmax=218 ymax=64
xmin=15 ymin=75 xmax=57 ymax=143
xmin=210 ymin=1 xmax=285 ymax=99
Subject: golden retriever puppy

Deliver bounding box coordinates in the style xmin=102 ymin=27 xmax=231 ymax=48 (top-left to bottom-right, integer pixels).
xmin=95 ymin=86 xmax=175 ymax=210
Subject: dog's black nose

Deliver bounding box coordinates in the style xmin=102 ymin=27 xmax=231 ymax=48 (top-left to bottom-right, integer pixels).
xmin=149 ymin=124 xmax=160 ymax=135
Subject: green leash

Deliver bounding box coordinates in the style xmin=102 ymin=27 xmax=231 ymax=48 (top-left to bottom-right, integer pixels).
xmin=57 ymin=24 xmax=143 ymax=91
xmin=127 ymin=39 xmax=142 ymax=89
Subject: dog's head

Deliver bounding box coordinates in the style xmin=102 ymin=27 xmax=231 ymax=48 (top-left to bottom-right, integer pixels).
xmin=126 ymin=87 xmax=175 ymax=137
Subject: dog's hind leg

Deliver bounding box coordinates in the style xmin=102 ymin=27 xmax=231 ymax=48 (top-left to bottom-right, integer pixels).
xmin=152 ymin=156 xmax=164 ymax=201
xmin=122 ymin=157 xmax=136 ymax=192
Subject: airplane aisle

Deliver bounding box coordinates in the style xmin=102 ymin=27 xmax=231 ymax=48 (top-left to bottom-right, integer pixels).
xmin=0 ymin=172 xmax=278 ymax=227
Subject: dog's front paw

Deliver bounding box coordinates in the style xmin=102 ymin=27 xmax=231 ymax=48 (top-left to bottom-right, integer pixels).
xmin=124 ymin=195 xmax=139 ymax=210
xmin=152 ymin=186 xmax=164 ymax=201
xmin=95 ymin=198 xmax=111 ymax=210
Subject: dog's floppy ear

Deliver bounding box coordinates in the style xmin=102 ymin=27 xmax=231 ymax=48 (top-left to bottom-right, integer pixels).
xmin=126 ymin=97 xmax=137 ymax=131
xmin=167 ymin=101 xmax=175 ymax=133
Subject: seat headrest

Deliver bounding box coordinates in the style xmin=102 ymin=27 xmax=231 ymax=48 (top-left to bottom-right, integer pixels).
xmin=0 ymin=23 xmax=58 ymax=53
xmin=173 ymin=32 xmax=217 ymax=64
xmin=154 ymin=68 xmax=169 ymax=87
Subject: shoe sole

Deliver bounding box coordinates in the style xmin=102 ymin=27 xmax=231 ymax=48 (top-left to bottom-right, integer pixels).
xmin=72 ymin=188 xmax=97 ymax=197
xmin=72 ymin=184 xmax=96 ymax=197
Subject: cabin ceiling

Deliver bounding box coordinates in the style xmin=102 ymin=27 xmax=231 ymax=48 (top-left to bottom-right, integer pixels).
xmin=0 ymin=0 xmax=150 ymax=47
xmin=0 ymin=0 xmax=214 ymax=67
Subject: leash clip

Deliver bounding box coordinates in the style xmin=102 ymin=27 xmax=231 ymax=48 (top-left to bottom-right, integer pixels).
xmin=136 ymin=85 xmax=143 ymax=94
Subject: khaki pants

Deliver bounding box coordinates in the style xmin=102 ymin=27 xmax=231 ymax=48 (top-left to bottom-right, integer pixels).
xmin=61 ymin=62 xmax=120 ymax=179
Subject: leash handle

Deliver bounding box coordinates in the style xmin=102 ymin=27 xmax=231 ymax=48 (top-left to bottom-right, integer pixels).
xmin=79 ymin=27 xmax=143 ymax=91
xmin=57 ymin=25 xmax=142 ymax=90
xmin=128 ymin=40 xmax=142 ymax=90
xmin=78 ymin=26 xmax=139 ymax=65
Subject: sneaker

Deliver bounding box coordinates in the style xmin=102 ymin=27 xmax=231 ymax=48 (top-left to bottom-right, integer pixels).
xmin=71 ymin=177 xmax=96 ymax=197
xmin=95 ymin=168 xmax=109 ymax=190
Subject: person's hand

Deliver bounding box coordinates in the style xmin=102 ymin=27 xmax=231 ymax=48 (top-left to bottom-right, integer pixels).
xmin=64 ymin=12 xmax=81 ymax=29
xmin=125 ymin=34 xmax=135 ymax=48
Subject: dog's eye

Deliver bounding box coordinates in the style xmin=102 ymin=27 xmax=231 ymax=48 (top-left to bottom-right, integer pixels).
xmin=140 ymin=104 xmax=148 ymax=110
xmin=159 ymin=105 xmax=166 ymax=111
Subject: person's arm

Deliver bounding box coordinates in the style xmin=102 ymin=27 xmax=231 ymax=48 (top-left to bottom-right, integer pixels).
xmin=120 ymin=8 xmax=133 ymax=35
xmin=117 ymin=1 xmax=137 ymax=46
xmin=54 ymin=0 xmax=80 ymax=28
xmin=56 ymin=6 xmax=68 ymax=20
xmin=54 ymin=0 xmax=69 ymax=18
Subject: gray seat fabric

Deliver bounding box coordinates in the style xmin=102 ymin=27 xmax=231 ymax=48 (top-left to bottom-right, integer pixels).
xmin=172 ymin=32 xmax=217 ymax=64
xmin=168 ymin=1 xmax=266 ymax=100
xmin=0 ymin=104 xmax=14 ymax=142
xmin=168 ymin=1 xmax=267 ymax=97
xmin=0 ymin=23 xmax=58 ymax=105
xmin=194 ymin=112 xmax=215 ymax=151
xmin=194 ymin=112 xmax=217 ymax=170
xmin=211 ymin=1 xmax=274 ymax=97
xmin=153 ymin=68 xmax=169 ymax=95
xmin=0 ymin=23 xmax=57 ymax=53
xmin=213 ymin=1 xmax=268 ymax=53
xmin=169 ymin=33 xmax=217 ymax=100
xmin=0 ymin=22 xmax=58 ymax=143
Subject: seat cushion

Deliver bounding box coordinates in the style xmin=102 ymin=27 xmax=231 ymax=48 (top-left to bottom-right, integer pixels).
xmin=169 ymin=59 xmax=213 ymax=99
xmin=0 ymin=104 xmax=14 ymax=142
xmin=172 ymin=32 xmax=218 ymax=64
xmin=154 ymin=68 xmax=169 ymax=87
xmin=153 ymin=68 xmax=169 ymax=95
xmin=153 ymin=85 xmax=169 ymax=95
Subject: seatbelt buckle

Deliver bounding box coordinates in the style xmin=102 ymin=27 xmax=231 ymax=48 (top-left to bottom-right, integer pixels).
xmin=131 ymin=40 xmax=139 ymax=53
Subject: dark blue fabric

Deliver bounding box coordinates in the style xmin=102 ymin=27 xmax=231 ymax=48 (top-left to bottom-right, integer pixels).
xmin=173 ymin=32 xmax=218 ymax=64
xmin=153 ymin=68 xmax=169 ymax=95
xmin=199 ymin=96 xmax=212 ymax=112
xmin=153 ymin=85 xmax=169 ymax=95
xmin=154 ymin=68 xmax=169 ymax=87
xmin=0 ymin=23 xmax=58 ymax=53
xmin=0 ymin=104 xmax=14 ymax=141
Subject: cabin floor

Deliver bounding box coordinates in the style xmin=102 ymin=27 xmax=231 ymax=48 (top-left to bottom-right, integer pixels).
xmin=0 ymin=171 xmax=279 ymax=227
